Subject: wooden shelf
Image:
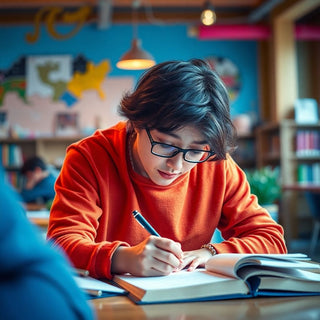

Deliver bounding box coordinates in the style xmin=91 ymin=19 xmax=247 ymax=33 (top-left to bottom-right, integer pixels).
xmin=0 ymin=135 xmax=85 ymax=189
xmin=0 ymin=135 xmax=84 ymax=166
xmin=255 ymin=122 xmax=280 ymax=168
xmin=232 ymin=133 xmax=256 ymax=169
xmin=283 ymin=184 xmax=320 ymax=192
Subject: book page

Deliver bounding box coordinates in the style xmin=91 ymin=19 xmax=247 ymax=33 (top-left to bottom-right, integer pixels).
xmin=239 ymin=266 xmax=320 ymax=282
xmin=259 ymin=276 xmax=320 ymax=293
xmin=114 ymin=269 xmax=233 ymax=291
xmin=205 ymin=253 xmax=310 ymax=279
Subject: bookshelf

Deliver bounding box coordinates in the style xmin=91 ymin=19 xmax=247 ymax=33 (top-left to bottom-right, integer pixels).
xmin=232 ymin=134 xmax=256 ymax=169
xmin=280 ymin=120 xmax=320 ymax=186
xmin=0 ymin=136 xmax=83 ymax=189
xmin=255 ymin=123 xmax=280 ymax=168
xmin=280 ymin=120 xmax=320 ymax=250
xmin=254 ymin=120 xmax=320 ymax=248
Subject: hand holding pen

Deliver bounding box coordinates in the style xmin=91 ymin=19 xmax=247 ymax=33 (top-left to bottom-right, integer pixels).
xmin=131 ymin=210 xmax=183 ymax=274
xmin=132 ymin=210 xmax=215 ymax=273
xmin=111 ymin=210 xmax=183 ymax=277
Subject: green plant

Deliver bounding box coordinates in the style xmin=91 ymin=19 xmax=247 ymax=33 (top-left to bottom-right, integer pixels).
xmin=46 ymin=199 xmax=53 ymax=210
xmin=245 ymin=166 xmax=281 ymax=205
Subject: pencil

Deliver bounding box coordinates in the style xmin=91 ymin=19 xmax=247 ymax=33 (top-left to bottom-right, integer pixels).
xmin=85 ymin=289 xmax=102 ymax=297
xmin=74 ymin=268 xmax=90 ymax=277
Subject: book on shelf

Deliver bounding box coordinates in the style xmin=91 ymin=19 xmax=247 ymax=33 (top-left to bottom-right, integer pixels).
xmin=111 ymin=253 xmax=320 ymax=304
xmin=297 ymin=163 xmax=320 ymax=185
xmin=296 ymin=130 xmax=320 ymax=157
xmin=0 ymin=143 xmax=23 ymax=167
xmin=5 ymin=170 xmax=23 ymax=190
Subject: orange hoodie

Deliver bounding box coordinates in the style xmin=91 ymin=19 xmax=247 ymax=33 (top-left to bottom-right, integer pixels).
xmin=47 ymin=121 xmax=286 ymax=279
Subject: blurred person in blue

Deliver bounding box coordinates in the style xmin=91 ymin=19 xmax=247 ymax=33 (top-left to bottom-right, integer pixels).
xmin=0 ymin=164 xmax=95 ymax=320
xmin=20 ymin=156 xmax=57 ymax=204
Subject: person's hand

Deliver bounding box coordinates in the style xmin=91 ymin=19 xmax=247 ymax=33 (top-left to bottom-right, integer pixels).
xmin=24 ymin=169 xmax=47 ymax=190
xmin=24 ymin=172 xmax=38 ymax=190
xmin=111 ymin=236 xmax=183 ymax=277
xmin=179 ymin=248 xmax=213 ymax=271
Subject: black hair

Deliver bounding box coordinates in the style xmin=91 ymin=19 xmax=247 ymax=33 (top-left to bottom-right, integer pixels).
xmin=21 ymin=156 xmax=47 ymax=174
xmin=119 ymin=59 xmax=237 ymax=160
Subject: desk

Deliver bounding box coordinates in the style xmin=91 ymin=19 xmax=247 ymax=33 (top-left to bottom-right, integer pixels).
xmin=26 ymin=209 xmax=49 ymax=237
xmin=90 ymin=295 xmax=320 ymax=320
xmin=26 ymin=209 xmax=50 ymax=227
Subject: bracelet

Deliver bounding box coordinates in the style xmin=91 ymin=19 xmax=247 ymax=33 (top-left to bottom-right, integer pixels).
xmin=201 ymin=243 xmax=217 ymax=256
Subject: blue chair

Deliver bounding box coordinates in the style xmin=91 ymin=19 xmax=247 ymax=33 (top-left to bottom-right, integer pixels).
xmin=305 ymin=192 xmax=320 ymax=256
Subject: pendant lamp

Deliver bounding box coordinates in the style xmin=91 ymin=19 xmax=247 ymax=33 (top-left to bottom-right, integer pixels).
xmin=116 ymin=2 xmax=155 ymax=70
xmin=200 ymin=1 xmax=216 ymax=26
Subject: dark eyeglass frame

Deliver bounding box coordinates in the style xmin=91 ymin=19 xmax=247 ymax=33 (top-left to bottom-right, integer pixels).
xmin=145 ymin=128 xmax=215 ymax=163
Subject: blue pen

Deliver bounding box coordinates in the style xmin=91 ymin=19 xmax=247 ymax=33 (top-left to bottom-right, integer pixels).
xmin=132 ymin=210 xmax=161 ymax=237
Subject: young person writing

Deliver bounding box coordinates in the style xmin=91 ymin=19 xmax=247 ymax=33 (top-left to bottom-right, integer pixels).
xmin=47 ymin=59 xmax=287 ymax=280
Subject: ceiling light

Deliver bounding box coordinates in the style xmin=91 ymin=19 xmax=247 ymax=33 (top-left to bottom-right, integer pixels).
xmin=116 ymin=39 xmax=155 ymax=70
xmin=116 ymin=1 xmax=155 ymax=70
xmin=201 ymin=1 xmax=216 ymax=26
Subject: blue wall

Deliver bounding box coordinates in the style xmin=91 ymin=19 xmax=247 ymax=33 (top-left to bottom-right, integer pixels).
xmin=0 ymin=23 xmax=259 ymax=118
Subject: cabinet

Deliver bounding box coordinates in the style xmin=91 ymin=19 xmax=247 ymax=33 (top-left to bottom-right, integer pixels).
xmin=0 ymin=136 xmax=84 ymax=189
xmin=280 ymin=120 xmax=320 ymax=250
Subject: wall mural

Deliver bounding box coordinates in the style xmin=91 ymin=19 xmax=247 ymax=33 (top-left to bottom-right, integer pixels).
xmin=26 ymin=6 xmax=92 ymax=43
xmin=0 ymin=55 xmax=132 ymax=138
xmin=26 ymin=55 xmax=111 ymax=106
xmin=206 ymin=56 xmax=241 ymax=103
xmin=27 ymin=55 xmax=72 ymax=101
xmin=206 ymin=56 xmax=255 ymax=134
xmin=0 ymin=57 xmax=27 ymax=106
xmin=1 ymin=55 xmax=111 ymax=107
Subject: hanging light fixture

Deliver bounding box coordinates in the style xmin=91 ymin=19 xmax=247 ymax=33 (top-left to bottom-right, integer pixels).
xmin=200 ymin=1 xmax=217 ymax=26
xmin=116 ymin=1 xmax=155 ymax=70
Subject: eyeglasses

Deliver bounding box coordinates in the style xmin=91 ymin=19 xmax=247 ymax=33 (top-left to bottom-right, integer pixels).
xmin=146 ymin=128 xmax=214 ymax=163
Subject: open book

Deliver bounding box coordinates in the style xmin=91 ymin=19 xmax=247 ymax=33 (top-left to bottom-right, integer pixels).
xmin=112 ymin=253 xmax=320 ymax=304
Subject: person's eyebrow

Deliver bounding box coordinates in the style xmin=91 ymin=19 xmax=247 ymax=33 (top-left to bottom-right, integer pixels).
xmin=157 ymin=130 xmax=208 ymax=145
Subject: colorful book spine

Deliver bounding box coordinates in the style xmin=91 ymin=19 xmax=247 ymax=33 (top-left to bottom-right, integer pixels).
xmin=4 ymin=170 xmax=23 ymax=190
xmin=296 ymin=130 xmax=320 ymax=157
xmin=297 ymin=163 xmax=320 ymax=185
xmin=0 ymin=143 xmax=23 ymax=167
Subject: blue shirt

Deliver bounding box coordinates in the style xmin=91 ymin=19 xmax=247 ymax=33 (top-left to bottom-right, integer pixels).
xmin=20 ymin=172 xmax=57 ymax=203
xmin=0 ymin=166 xmax=95 ymax=320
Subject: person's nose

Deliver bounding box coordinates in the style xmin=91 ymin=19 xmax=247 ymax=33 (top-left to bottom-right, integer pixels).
xmin=166 ymin=152 xmax=184 ymax=172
